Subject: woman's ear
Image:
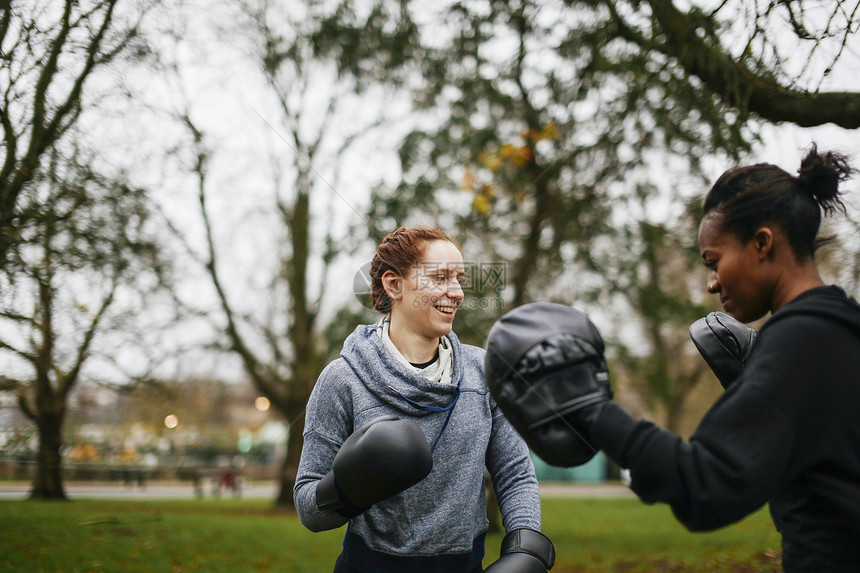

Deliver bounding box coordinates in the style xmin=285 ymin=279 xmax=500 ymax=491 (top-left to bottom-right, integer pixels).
xmin=381 ymin=270 xmax=402 ymax=302
xmin=753 ymin=227 xmax=774 ymax=259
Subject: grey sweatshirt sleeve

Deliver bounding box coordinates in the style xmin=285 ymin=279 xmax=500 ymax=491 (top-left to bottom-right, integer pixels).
xmin=485 ymin=397 xmax=542 ymax=533
xmin=293 ymin=362 xmax=353 ymax=532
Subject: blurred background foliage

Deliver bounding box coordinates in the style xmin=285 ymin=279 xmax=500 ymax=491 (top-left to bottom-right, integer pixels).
xmin=1 ymin=0 xmax=858 ymax=503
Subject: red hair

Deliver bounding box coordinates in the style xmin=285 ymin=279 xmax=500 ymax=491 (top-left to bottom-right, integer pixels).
xmin=370 ymin=227 xmax=459 ymax=313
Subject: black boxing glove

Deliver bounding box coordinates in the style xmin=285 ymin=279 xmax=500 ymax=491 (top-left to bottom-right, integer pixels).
xmin=486 ymin=303 xmax=612 ymax=467
xmin=316 ymin=415 xmax=432 ymax=518
xmin=484 ymin=528 xmax=556 ymax=572
xmin=689 ymin=312 xmax=757 ymax=390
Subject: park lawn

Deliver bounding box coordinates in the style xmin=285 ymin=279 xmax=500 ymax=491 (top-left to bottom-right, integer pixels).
xmin=0 ymin=496 xmax=781 ymax=573
xmin=536 ymin=496 xmax=782 ymax=572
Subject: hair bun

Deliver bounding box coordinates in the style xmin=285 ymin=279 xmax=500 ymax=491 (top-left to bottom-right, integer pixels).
xmin=797 ymin=144 xmax=852 ymax=216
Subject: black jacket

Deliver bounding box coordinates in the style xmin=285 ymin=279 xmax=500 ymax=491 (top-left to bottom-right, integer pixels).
xmin=595 ymin=286 xmax=860 ymax=572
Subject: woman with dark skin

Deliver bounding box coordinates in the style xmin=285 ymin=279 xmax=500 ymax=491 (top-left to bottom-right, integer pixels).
xmin=488 ymin=145 xmax=860 ymax=572
xmin=698 ymin=146 xmax=852 ymax=324
xmin=607 ymin=146 xmax=860 ymax=571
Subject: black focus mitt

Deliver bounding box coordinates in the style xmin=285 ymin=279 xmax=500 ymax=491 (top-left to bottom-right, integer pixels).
xmin=485 ymin=303 xmax=612 ymax=467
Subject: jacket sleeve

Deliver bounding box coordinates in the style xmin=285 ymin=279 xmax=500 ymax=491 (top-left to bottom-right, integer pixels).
xmin=485 ymin=395 xmax=543 ymax=533
xmin=593 ymin=321 xmax=805 ymax=531
xmin=293 ymin=361 xmax=353 ymax=532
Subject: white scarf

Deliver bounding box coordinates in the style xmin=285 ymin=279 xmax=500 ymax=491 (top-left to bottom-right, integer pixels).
xmin=376 ymin=316 xmax=454 ymax=385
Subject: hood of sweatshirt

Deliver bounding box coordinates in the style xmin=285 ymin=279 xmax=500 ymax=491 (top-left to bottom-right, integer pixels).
xmin=766 ymin=285 xmax=860 ymax=338
xmin=340 ymin=324 xmax=464 ymax=416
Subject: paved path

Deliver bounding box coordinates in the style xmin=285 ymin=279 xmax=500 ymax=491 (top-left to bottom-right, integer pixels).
xmin=0 ymin=480 xmax=280 ymax=500
xmin=0 ymin=480 xmax=635 ymax=501
xmin=540 ymin=483 xmax=635 ymax=498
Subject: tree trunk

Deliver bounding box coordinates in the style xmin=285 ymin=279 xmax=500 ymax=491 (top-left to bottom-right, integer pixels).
xmin=275 ymin=422 xmax=305 ymax=507
xmin=30 ymin=413 xmax=67 ymax=500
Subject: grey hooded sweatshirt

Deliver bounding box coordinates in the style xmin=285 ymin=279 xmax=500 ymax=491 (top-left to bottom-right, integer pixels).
xmin=294 ymin=323 xmax=541 ymax=560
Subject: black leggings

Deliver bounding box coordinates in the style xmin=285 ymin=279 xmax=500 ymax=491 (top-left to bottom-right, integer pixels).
xmin=333 ymin=531 xmax=485 ymax=573
xmin=333 ymin=553 xmax=483 ymax=573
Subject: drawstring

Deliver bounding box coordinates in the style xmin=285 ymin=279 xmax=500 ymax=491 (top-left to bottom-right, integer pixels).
xmin=429 ymin=392 xmax=459 ymax=452
xmin=388 ymin=385 xmax=461 ymax=453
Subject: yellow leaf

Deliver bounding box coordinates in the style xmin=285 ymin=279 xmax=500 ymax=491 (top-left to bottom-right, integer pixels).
xmin=539 ymin=122 xmax=560 ymax=141
xmin=461 ymin=169 xmax=477 ymax=190
xmin=479 ymin=151 xmax=503 ymax=172
xmin=472 ymin=194 xmax=491 ymax=215
xmin=500 ymin=144 xmax=531 ymax=167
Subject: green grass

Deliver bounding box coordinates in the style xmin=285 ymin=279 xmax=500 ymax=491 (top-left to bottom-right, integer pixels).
xmin=0 ymin=496 xmax=781 ymax=572
xmin=537 ymin=497 xmax=781 ymax=572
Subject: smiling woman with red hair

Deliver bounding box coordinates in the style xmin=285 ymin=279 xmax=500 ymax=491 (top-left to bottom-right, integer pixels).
xmin=294 ymin=227 xmax=554 ymax=573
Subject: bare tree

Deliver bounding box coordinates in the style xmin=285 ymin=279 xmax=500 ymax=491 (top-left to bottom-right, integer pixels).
xmin=0 ymin=144 xmax=166 ymax=499
xmin=359 ymin=0 xmax=767 ymax=429
xmin=0 ymin=0 xmax=155 ymax=267
xmin=159 ymin=0 xmax=405 ymax=506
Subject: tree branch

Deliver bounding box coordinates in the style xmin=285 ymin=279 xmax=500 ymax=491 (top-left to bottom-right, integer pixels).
xmin=644 ymin=0 xmax=860 ymax=128
xmin=37 ymin=1 xmax=123 ymax=156
xmin=0 ymin=375 xmax=23 ymax=392
xmin=58 ymin=267 xmax=120 ymax=398
xmin=0 ymin=336 xmax=36 ymax=363
xmin=17 ymin=390 xmax=36 ymax=421
xmin=185 ymin=115 xmax=284 ymax=397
